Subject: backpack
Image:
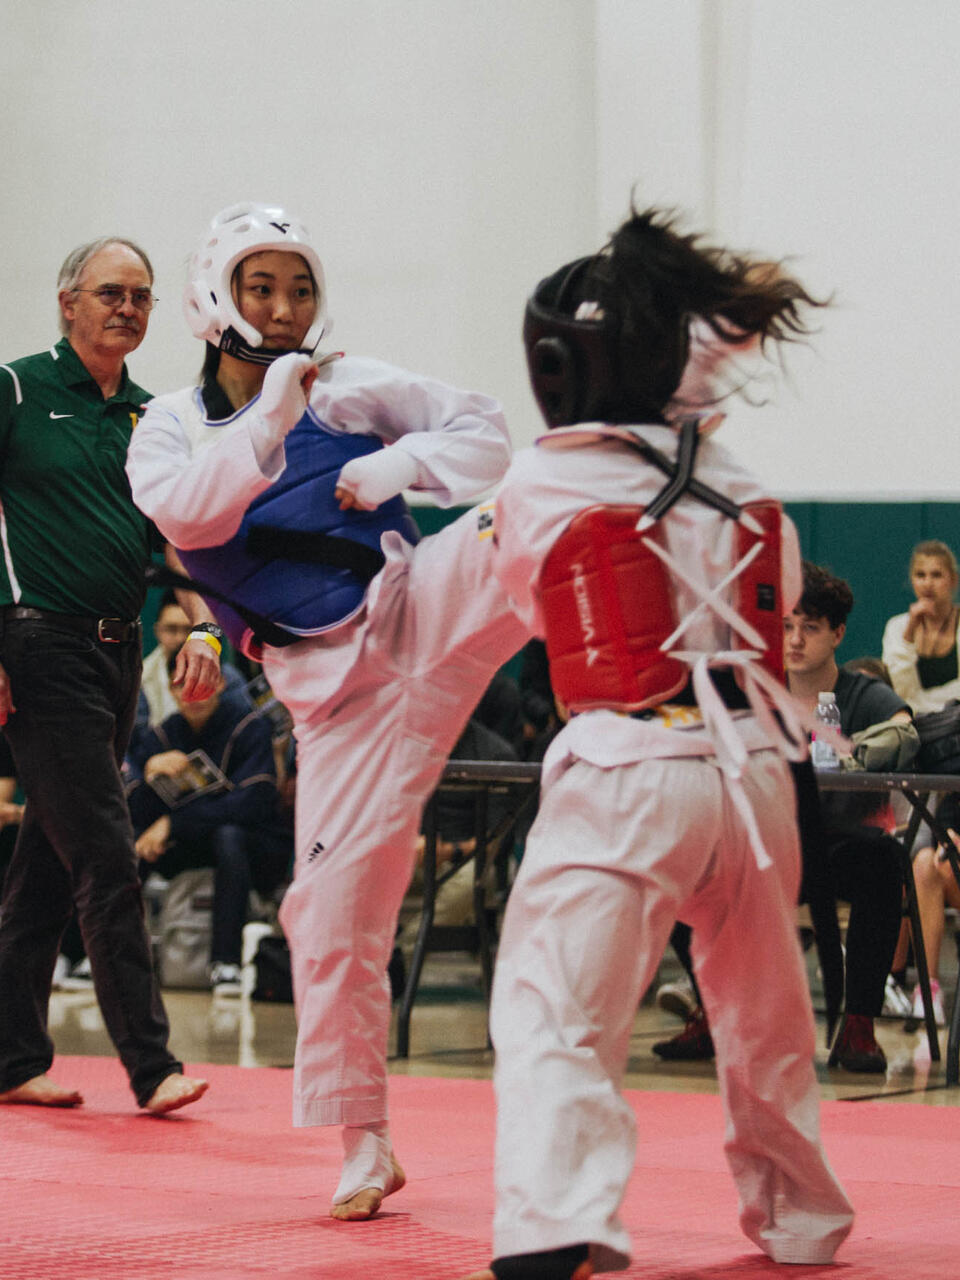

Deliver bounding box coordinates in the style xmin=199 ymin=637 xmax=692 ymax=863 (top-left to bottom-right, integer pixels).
xmin=914 ymin=700 xmax=960 ymax=774
xmin=252 ymin=933 xmax=294 ymax=1003
xmin=156 ymin=869 xmax=214 ymax=989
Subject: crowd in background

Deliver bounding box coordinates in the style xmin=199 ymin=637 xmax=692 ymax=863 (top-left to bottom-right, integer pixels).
xmin=3 ymin=534 xmax=960 ymax=1085
xmin=1 ymin=538 xmax=958 ymax=1039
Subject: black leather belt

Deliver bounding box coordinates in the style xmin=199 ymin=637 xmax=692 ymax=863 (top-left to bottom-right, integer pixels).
xmin=2 ymin=605 xmax=141 ymax=644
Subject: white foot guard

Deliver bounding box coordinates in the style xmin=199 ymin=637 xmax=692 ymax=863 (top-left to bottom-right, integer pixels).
xmin=330 ymin=1121 xmax=406 ymax=1220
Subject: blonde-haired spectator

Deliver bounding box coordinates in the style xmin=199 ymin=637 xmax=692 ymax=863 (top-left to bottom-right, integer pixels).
xmin=882 ymin=540 xmax=960 ymax=715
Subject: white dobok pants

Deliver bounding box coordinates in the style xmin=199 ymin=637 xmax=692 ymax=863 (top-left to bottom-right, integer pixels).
xmin=489 ymin=746 xmax=854 ymax=1271
xmin=266 ymin=509 xmax=528 ymax=1127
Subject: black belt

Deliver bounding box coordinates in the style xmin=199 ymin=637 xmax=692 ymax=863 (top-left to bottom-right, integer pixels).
xmin=2 ymin=606 xmax=141 ymax=644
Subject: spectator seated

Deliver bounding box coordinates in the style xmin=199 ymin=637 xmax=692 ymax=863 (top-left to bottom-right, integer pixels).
xmin=125 ymin=651 xmax=292 ymax=995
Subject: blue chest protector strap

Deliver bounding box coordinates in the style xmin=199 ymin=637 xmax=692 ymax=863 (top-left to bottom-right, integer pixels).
xmin=148 ymin=518 xmax=388 ymax=650
xmin=146 ymin=562 xmax=299 ymax=648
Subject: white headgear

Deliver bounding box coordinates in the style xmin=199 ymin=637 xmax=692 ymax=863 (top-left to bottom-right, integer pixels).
xmin=184 ymin=203 xmax=328 ymax=362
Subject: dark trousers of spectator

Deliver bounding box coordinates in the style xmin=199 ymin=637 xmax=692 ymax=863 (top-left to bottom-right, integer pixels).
xmin=669 ymin=833 xmax=900 ymax=1019
xmin=828 ymin=827 xmax=904 ymax=1017
xmin=150 ymin=823 xmax=292 ymax=967
xmin=0 ymin=615 xmax=181 ymax=1106
xmin=668 ymin=920 xmax=703 ymax=1006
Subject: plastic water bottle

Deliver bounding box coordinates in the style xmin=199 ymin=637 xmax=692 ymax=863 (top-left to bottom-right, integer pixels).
xmin=811 ymin=691 xmax=841 ymax=770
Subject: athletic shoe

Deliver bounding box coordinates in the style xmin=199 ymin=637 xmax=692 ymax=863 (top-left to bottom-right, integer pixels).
xmin=828 ymin=1014 xmax=887 ymax=1073
xmin=910 ymin=979 xmax=946 ymax=1027
xmin=652 ymin=1008 xmax=714 ymax=1060
xmin=654 ymin=975 xmax=697 ymax=1021
xmin=881 ymin=975 xmax=913 ymax=1018
xmin=51 ymin=954 xmax=72 ymax=990
xmin=209 ymin=962 xmax=243 ymax=996
xmin=59 ymin=957 xmax=94 ymax=991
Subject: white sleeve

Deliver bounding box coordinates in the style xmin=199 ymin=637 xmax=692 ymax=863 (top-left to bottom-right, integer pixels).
xmin=126 ymin=398 xmax=282 ymax=550
xmin=881 ymin=613 xmax=925 ymax=706
xmin=313 ymin=358 xmax=511 ymax=508
xmin=492 ymin=452 xmax=577 ymax=632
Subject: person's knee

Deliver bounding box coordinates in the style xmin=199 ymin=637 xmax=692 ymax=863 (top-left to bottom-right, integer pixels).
xmin=936 ymin=852 xmax=960 ymax=904
xmin=75 ymin=875 xmax=143 ymax=936
xmin=914 ymin=846 xmax=942 ymax=893
xmin=212 ymin=825 xmax=250 ymax=865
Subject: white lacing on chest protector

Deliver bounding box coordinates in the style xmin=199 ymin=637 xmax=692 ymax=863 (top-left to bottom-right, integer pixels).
xmin=641 ymin=532 xmax=809 ymax=869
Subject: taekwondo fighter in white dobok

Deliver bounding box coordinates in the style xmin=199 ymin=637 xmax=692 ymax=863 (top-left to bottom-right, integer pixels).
xmin=461 ymin=207 xmax=853 ymax=1280
xmin=126 ymin=203 xmax=528 ymax=1220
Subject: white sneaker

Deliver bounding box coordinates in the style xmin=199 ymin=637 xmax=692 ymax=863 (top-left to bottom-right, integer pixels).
xmin=910 ymin=980 xmax=946 ymax=1027
xmin=209 ymin=962 xmax=243 ymax=996
xmin=655 ymin=975 xmax=697 ymax=1020
xmin=51 ymin=954 xmax=72 ymax=990
xmin=59 ymin=957 xmax=94 ymax=991
xmin=882 ymin=975 xmax=913 ymax=1018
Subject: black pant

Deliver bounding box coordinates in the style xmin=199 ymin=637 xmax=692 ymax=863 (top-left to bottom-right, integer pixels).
xmin=0 ymin=615 xmax=181 ymax=1105
xmin=827 ymin=826 xmax=904 ymax=1017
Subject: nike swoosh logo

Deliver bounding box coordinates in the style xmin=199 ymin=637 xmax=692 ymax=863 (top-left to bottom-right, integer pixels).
xmin=49 ymin=412 xmax=73 ymax=420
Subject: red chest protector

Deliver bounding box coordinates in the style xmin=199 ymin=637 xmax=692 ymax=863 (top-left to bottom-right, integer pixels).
xmin=539 ymin=499 xmax=784 ymax=713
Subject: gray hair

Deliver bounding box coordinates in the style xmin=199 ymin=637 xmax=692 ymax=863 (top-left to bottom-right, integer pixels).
xmin=57 ymin=237 xmax=154 ymax=335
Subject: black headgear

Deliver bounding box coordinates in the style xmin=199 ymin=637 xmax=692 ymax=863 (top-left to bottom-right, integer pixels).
xmin=523 ymin=256 xmax=617 ymax=429
xmin=524 ymin=247 xmax=690 ymax=429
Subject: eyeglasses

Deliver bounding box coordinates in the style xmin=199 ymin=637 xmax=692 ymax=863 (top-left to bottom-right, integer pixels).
xmin=71 ymin=286 xmax=157 ymax=311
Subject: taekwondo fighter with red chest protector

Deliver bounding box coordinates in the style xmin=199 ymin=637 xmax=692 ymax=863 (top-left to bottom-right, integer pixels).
xmin=461 ymin=208 xmax=854 ymax=1280
xmin=126 ymin=204 xmax=527 ymax=1220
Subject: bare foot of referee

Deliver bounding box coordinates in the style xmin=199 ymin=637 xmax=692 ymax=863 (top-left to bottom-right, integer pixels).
xmin=144 ymin=1072 xmax=209 ymax=1115
xmin=0 ymin=1073 xmax=83 ymax=1108
xmin=330 ymin=1153 xmax=406 ymax=1220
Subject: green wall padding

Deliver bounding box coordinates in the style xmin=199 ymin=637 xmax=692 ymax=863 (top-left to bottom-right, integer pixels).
xmin=408 ymin=502 xmax=960 ymax=670
xmin=144 ymin=502 xmax=960 ymax=673
xmin=785 ymin=502 xmax=960 ymax=665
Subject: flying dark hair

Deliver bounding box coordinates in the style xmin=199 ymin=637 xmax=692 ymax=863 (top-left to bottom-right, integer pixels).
xmin=568 ymin=204 xmax=828 ymax=421
xmin=797 ymin=561 xmax=854 ymax=630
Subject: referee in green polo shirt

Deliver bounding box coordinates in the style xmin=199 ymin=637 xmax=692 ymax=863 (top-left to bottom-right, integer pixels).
xmin=0 ymin=238 xmax=218 ymax=1114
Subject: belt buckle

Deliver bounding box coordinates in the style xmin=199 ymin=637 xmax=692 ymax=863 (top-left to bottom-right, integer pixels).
xmin=97 ymin=617 xmax=123 ymax=643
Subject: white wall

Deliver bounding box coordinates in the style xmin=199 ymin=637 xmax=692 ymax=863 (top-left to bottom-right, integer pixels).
xmin=2 ymin=2 xmax=959 ymax=497
xmin=0 ymin=0 xmax=595 ymax=448
xmin=597 ymin=0 xmax=960 ymax=498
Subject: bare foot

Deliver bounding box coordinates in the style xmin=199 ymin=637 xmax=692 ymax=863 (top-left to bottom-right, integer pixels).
xmin=0 ymin=1073 xmax=83 ymax=1108
xmin=144 ymin=1072 xmax=209 ymax=1115
xmin=330 ymin=1153 xmax=406 ymax=1221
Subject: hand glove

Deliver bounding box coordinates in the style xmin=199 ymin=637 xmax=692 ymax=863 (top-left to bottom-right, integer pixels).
xmin=249 ymin=353 xmax=316 ymax=460
xmin=336 ymin=448 xmax=419 ymax=510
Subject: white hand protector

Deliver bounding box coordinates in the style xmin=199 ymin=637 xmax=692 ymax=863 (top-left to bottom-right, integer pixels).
xmin=248 ymin=353 xmax=316 ymax=461
xmin=336 ymin=447 xmax=419 ymax=510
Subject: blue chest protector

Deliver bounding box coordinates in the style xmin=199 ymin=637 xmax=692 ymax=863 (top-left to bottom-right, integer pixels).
xmin=179 ymin=412 xmax=420 ymax=651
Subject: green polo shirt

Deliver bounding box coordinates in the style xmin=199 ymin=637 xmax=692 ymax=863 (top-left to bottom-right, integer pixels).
xmin=0 ymin=337 xmax=154 ymax=619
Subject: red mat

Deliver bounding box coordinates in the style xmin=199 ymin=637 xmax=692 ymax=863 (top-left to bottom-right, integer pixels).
xmin=2 ymin=1056 xmax=957 ymax=1279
